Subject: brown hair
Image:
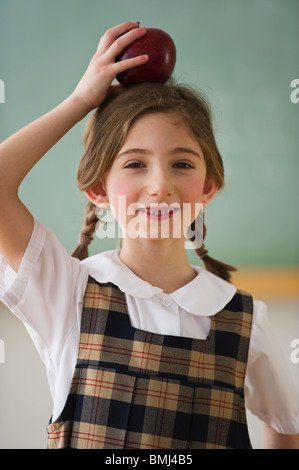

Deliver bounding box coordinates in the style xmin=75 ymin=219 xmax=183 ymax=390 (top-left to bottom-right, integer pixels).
xmin=71 ymin=81 xmax=236 ymax=282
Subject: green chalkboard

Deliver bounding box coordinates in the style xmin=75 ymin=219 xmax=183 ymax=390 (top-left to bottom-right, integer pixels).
xmin=1 ymin=0 xmax=298 ymax=267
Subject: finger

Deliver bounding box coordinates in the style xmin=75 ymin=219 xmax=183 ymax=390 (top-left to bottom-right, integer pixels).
xmin=97 ymin=22 xmax=140 ymax=53
xmin=113 ymin=53 xmax=149 ymax=75
xmin=105 ymin=26 xmax=147 ymax=62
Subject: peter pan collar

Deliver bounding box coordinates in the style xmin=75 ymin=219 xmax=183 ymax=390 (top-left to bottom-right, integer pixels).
xmin=81 ymin=249 xmax=236 ymax=317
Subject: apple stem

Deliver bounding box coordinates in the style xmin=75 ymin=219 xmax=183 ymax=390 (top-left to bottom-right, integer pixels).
xmin=136 ymin=21 xmax=140 ymax=27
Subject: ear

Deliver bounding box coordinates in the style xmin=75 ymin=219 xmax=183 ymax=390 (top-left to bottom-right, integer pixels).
xmin=203 ymin=178 xmax=219 ymax=204
xmin=84 ymin=181 xmax=108 ymax=206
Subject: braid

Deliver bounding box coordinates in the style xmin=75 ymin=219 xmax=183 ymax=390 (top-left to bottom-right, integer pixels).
xmin=191 ymin=218 xmax=237 ymax=283
xmin=71 ymin=202 xmax=98 ymax=261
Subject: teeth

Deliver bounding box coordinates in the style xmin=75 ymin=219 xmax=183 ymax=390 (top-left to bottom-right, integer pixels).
xmin=149 ymin=210 xmax=169 ymax=214
xmin=140 ymin=209 xmax=174 ymax=214
xmin=137 ymin=208 xmax=180 ymax=217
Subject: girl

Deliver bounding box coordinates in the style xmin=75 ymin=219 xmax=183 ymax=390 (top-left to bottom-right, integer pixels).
xmin=0 ymin=22 xmax=298 ymax=449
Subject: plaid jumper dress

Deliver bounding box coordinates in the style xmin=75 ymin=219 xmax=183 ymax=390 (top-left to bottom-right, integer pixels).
xmin=47 ymin=276 xmax=253 ymax=449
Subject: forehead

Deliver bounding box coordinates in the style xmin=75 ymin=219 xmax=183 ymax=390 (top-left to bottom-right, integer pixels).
xmin=116 ymin=112 xmax=205 ymax=164
xmin=126 ymin=111 xmax=197 ymax=142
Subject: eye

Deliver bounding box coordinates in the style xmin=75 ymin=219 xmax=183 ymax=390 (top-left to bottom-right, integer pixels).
xmin=173 ymin=161 xmax=195 ymax=169
xmin=124 ymin=161 xmax=146 ymax=169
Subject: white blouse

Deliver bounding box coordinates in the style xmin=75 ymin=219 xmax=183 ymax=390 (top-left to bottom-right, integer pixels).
xmin=0 ymin=218 xmax=298 ymax=434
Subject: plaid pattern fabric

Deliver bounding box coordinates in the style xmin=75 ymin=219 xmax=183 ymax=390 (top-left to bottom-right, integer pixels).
xmin=47 ymin=276 xmax=253 ymax=449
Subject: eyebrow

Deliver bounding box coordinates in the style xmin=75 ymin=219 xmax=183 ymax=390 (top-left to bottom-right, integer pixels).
xmin=116 ymin=148 xmax=148 ymax=159
xmin=116 ymin=147 xmax=202 ymax=159
xmin=171 ymin=147 xmax=202 ymax=158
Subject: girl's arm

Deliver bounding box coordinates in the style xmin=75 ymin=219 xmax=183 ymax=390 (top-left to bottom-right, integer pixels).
xmin=262 ymin=423 xmax=299 ymax=449
xmin=0 ymin=22 xmax=148 ymax=273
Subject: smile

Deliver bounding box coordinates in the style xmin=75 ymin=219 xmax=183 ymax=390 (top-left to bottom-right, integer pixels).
xmin=137 ymin=207 xmax=181 ymax=220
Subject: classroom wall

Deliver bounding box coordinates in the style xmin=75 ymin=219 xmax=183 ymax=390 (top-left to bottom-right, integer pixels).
xmin=0 ymin=0 xmax=298 ymax=266
xmin=0 ymin=0 xmax=298 ymax=449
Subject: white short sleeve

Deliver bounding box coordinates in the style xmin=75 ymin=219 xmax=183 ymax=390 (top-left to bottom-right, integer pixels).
xmin=245 ymin=300 xmax=299 ymax=434
xmin=0 ymin=218 xmax=89 ymax=408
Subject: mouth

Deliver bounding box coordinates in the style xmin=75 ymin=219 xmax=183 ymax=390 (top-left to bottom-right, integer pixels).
xmin=137 ymin=206 xmax=181 ymax=220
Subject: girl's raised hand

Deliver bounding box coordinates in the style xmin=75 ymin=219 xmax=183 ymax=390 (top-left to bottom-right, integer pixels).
xmin=72 ymin=22 xmax=148 ymax=113
xmin=0 ymin=23 xmax=148 ymax=273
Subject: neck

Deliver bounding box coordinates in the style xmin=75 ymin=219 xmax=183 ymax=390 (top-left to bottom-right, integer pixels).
xmin=119 ymin=238 xmax=197 ymax=294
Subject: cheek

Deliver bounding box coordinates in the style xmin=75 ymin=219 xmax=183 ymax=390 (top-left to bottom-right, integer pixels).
xmin=179 ymin=178 xmax=205 ymax=226
xmin=180 ymin=178 xmax=205 ymax=202
xmin=105 ymin=175 xmax=139 ymax=222
xmin=106 ymin=173 xmax=134 ymax=201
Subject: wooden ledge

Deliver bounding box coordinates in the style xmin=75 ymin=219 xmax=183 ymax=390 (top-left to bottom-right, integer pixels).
xmin=232 ymin=267 xmax=299 ymax=299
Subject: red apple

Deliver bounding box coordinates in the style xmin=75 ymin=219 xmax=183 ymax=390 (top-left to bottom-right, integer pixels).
xmin=116 ymin=28 xmax=176 ymax=86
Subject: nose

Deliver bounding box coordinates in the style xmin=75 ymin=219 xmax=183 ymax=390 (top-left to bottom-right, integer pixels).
xmin=147 ymin=165 xmax=174 ymax=198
